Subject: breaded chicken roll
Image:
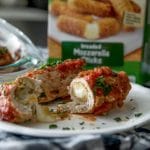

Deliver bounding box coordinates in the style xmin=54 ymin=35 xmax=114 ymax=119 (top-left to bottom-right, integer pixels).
xmin=58 ymin=67 xmax=131 ymax=115
xmin=0 ymin=59 xmax=85 ymax=123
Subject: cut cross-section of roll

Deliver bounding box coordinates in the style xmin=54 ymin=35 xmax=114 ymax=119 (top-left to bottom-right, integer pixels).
xmin=26 ymin=59 xmax=85 ymax=103
xmin=58 ymin=67 xmax=131 ymax=115
xmin=0 ymin=59 xmax=85 ymax=123
xmin=0 ymin=78 xmax=40 ymax=123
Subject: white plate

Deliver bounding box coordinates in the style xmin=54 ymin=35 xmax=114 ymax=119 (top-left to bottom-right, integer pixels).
xmin=0 ymin=83 xmax=150 ymax=137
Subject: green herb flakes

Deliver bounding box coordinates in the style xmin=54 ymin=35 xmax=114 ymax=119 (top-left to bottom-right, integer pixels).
xmin=102 ymin=123 xmax=106 ymax=125
xmin=49 ymin=124 xmax=58 ymax=129
xmin=135 ymin=113 xmax=142 ymax=117
xmin=40 ymin=58 xmax=62 ymax=69
xmin=125 ymin=116 xmax=129 ymax=120
xmin=62 ymin=127 xmax=70 ymax=130
xmin=96 ymin=127 xmax=101 ymax=129
xmin=0 ymin=47 xmax=8 ymax=55
xmin=95 ymin=76 xmax=112 ymax=96
xmin=79 ymin=122 xmax=85 ymax=125
xmin=114 ymin=117 xmax=122 ymax=122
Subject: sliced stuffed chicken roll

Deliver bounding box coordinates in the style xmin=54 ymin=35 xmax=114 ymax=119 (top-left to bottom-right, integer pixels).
xmin=25 ymin=59 xmax=85 ymax=103
xmin=0 ymin=79 xmax=39 ymax=123
xmin=58 ymin=67 xmax=131 ymax=115
xmin=0 ymin=59 xmax=85 ymax=123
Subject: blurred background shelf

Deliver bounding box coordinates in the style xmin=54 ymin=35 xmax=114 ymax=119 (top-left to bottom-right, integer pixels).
xmin=0 ymin=0 xmax=48 ymax=47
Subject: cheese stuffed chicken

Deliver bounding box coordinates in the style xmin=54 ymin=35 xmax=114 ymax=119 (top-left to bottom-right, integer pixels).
xmin=58 ymin=67 xmax=131 ymax=115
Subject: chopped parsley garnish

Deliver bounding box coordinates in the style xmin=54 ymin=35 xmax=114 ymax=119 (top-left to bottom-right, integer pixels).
xmin=96 ymin=127 xmax=101 ymax=129
xmin=135 ymin=113 xmax=142 ymax=117
xmin=114 ymin=117 xmax=122 ymax=122
xmin=39 ymin=58 xmax=62 ymax=69
xmin=95 ymin=76 xmax=112 ymax=96
xmin=79 ymin=121 xmax=85 ymax=125
xmin=130 ymin=99 xmax=134 ymax=102
xmin=47 ymin=60 xmax=62 ymax=67
xmin=62 ymin=127 xmax=70 ymax=130
xmin=125 ymin=116 xmax=129 ymax=120
xmin=49 ymin=124 xmax=58 ymax=129
xmin=102 ymin=122 xmax=106 ymax=125
xmin=0 ymin=47 xmax=8 ymax=55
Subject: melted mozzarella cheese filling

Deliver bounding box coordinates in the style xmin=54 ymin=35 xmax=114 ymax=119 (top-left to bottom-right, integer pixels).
xmin=13 ymin=77 xmax=44 ymax=121
xmin=84 ymin=22 xmax=99 ymax=39
xmin=72 ymin=82 xmax=87 ymax=101
xmin=15 ymin=77 xmax=43 ymax=103
xmin=69 ymin=78 xmax=94 ymax=113
xmin=36 ymin=104 xmax=60 ymax=122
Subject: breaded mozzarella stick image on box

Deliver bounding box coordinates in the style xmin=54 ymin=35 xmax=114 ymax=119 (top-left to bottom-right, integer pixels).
xmin=51 ymin=0 xmax=93 ymax=22
xmin=110 ymin=0 xmax=141 ymax=31
xmin=57 ymin=15 xmax=121 ymax=39
xmin=130 ymin=0 xmax=141 ymax=13
xmin=68 ymin=0 xmax=114 ymax=17
xmin=110 ymin=0 xmax=134 ymax=19
xmin=96 ymin=0 xmax=141 ymax=13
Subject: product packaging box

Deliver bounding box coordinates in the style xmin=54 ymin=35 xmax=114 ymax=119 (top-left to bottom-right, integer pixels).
xmin=141 ymin=0 xmax=150 ymax=87
xmin=48 ymin=0 xmax=147 ymax=84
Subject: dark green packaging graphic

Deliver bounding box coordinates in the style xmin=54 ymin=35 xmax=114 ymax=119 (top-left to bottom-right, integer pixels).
xmin=62 ymin=42 xmax=123 ymax=67
xmin=141 ymin=0 xmax=150 ymax=87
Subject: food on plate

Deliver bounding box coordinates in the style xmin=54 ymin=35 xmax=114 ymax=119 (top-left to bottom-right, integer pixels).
xmin=25 ymin=59 xmax=85 ymax=103
xmin=0 ymin=81 xmax=38 ymax=123
xmin=0 ymin=81 xmax=68 ymax=123
xmin=51 ymin=0 xmax=93 ymax=22
xmin=68 ymin=0 xmax=114 ymax=17
xmin=0 ymin=59 xmax=85 ymax=123
xmin=57 ymin=15 xmax=121 ymax=39
xmin=58 ymin=67 xmax=131 ymax=115
xmin=0 ymin=58 xmax=131 ymax=123
xmin=0 ymin=47 xmax=14 ymax=66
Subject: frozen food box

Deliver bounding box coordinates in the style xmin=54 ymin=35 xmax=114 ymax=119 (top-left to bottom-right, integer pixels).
xmin=48 ymin=0 xmax=147 ymax=84
xmin=141 ymin=0 xmax=150 ymax=87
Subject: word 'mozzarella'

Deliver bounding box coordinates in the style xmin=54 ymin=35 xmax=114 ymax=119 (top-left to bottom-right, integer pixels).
xmin=73 ymin=48 xmax=110 ymax=57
